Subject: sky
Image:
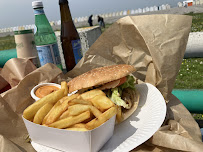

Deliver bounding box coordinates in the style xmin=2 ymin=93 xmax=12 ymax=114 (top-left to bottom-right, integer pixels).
xmin=0 ymin=0 xmax=182 ymax=28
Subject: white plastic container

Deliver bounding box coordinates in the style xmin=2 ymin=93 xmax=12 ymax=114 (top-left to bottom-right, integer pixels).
xmin=23 ymin=115 xmax=116 ymax=152
xmin=30 ymin=83 xmax=61 ymax=101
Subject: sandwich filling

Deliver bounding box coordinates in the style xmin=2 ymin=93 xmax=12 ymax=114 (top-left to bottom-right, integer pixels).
xmin=67 ymin=64 xmax=139 ymax=123
xmin=102 ymin=75 xmax=136 ymax=109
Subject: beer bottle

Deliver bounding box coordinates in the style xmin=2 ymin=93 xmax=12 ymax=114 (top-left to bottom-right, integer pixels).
xmin=32 ymin=1 xmax=63 ymax=70
xmin=59 ymin=0 xmax=83 ymax=72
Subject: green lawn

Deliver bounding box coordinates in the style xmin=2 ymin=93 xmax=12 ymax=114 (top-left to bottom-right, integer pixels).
xmin=0 ymin=35 xmax=15 ymax=51
xmin=175 ymin=58 xmax=203 ymax=89
xmin=186 ymin=12 xmax=203 ymax=32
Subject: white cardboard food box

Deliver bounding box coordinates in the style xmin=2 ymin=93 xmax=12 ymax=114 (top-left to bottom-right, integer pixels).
xmin=23 ymin=115 xmax=116 ymax=152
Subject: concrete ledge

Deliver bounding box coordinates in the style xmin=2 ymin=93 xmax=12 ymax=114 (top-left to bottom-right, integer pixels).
xmin=185 ymin=32 xmax=203 ymax=58
xmin=55 ymin=26 xmax=102 ymax=70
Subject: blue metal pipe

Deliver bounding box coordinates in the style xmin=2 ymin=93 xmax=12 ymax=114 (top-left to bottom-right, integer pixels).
xmin=172 ymin=89 xmax=203 ymax=114
xmin=0 ymin=49 xmax=17 ymax=68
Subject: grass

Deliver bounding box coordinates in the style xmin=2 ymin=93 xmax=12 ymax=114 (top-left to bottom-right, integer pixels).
xmin=101 ymin=24 xmax=112 ymax=33
xmin=174 ymin=58 xmax=203 ymax=89
xmin=0 ymin=35 xmax=15 ymax=51
xmin=186 ymin=12 xmax=203 ymax=32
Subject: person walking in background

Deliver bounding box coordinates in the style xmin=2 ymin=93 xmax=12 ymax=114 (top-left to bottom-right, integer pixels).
xmin=98 ymin=15 xmax=105 ymax=28
xmin=88 ymin=15 xmax=93 ymax=26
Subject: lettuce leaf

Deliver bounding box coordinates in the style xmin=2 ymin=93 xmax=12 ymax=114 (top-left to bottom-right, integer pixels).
xmin=109 ymin=75 xmax=136 ymax=108
xmin=110 ymin=87 xmax=129 ymax=108
xmin=119 ymin=75 xmax=136 ymax=90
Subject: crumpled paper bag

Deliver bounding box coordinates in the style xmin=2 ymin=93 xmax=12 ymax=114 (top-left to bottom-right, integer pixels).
xmin=0 ymin=58 xmax=37 ymax=88
xmin=0 ymin=69 xmax=9 ymax=91
xmin=0 ymin=63 xmax=63 ymax=152
xmin=1 ymin=14 xmax=203 ymax=152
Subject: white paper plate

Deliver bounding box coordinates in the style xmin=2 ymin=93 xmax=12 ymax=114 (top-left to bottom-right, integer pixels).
xmin=31 ymin=83 xmax=166 ymax=152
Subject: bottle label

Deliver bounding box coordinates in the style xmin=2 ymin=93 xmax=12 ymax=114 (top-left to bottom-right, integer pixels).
xmin=34 ymin=9 xmax=45 ymax=15
xmin=36 ymin=43 xmax=62 ymax=68
xmin=71 ymin=39 xmax=83 ymax=64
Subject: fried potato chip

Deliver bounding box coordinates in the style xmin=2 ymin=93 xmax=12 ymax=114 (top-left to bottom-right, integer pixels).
xmin=33 ymin=103 xmax=54 ymax=124
xmin=85 ymin=106 xmax=117 ymax=130
xmin=89 ymin=105 xmax=102 ymax=118
xmin=42 ymin=100 xmax=61 ymax=125
xmin=23 ymin=89 xmax=65 ymax=120
xmin=82 ymin=111 xmax=94 ymax=123
xmin=49 ymin=111 xmax=91 ymax=129
xmin=59 ymin=110 xmax=69 ymax=120
xmin=79 ymin=89 xmax=105 ymax=100
xmin=68 ymin=98 xmax=92 ymax=106
xmin=44 ymin=94 xmax=79 ymax=125
xmin=116 ymin=106 xmax=123 ymax=124
xmin=61 ymin=81 xmax=68 ymax=96
xmin=89 ymin=95 xmax=115 ymax=112
xmin=60 ymin=104 xmax=90 ymax=118
xmin=60 ymin=104 xmax=102 ymax=120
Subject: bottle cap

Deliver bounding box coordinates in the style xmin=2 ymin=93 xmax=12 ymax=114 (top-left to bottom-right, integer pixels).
xmin=59 ymin=0 xmax=68 ymax=4
xmin=32 ymin=1 xmax=43 ymax=9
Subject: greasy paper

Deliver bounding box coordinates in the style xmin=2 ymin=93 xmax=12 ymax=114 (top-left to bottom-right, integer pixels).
xmin=1 ymin=14 xmax=203 ymax=152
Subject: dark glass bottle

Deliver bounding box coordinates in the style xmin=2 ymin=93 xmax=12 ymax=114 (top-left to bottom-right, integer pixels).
xmin=59 ymin=0 xmax=83 ymax=72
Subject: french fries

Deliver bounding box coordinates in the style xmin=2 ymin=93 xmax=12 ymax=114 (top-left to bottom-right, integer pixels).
xmin=79 ymin=89 xmax=105 ymax=100
xmin=60 ymin=104 xmax=102 ymax=120
xmin=42 ymin=100 xmax=61 ymax=125
xmin=89 ymin=95 xmax=114 ymax=112
xmin=85 ymin=106 xmax=117 ymax=130
xmin=116 ymin=106 xmax=123 ymax=124
xmin=61 ymin=81 xmax=68 ymax=96
xmin=70 ymin=123 xmax=86 ymax=128
xmin=43 ymin=94 xmax=79 ymax=125
xmin=49 ymin=111 xmax=91 ymax=129
xmin=33 ymin=103 xmax=54 ymax=124
xmin=68 ymin=98 xmax=92 ymax=106
xmin=23 ymin=88 xmax=65 ymax=120
xmin=60 ymin=104 xmax=90 ymax=118
xmin=24 ymin=84 xmax=117 ymax=131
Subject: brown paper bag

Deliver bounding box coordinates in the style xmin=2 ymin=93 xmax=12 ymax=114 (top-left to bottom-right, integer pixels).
xmin=1 ymin=14 xmax=203 ymax=151
xmin=66 ymin=14 xmax=203 ymax=151
xmin=0 ymin=58 xmax=37 ymax=88
xmin=0 ymin=63 xmax=63 ymax=152
xmin=0 ymin=71 xmax=9 ymax=91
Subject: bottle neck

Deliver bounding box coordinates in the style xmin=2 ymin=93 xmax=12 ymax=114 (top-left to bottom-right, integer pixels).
xmin=59 ymin=1 xmax=72 ymax=22
xmin=33 ymin=7 xmax=45 ymax=15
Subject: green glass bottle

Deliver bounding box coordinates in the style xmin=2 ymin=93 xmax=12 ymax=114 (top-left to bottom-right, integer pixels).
xmin=32 ymin=1 xmax=63 ymax=70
